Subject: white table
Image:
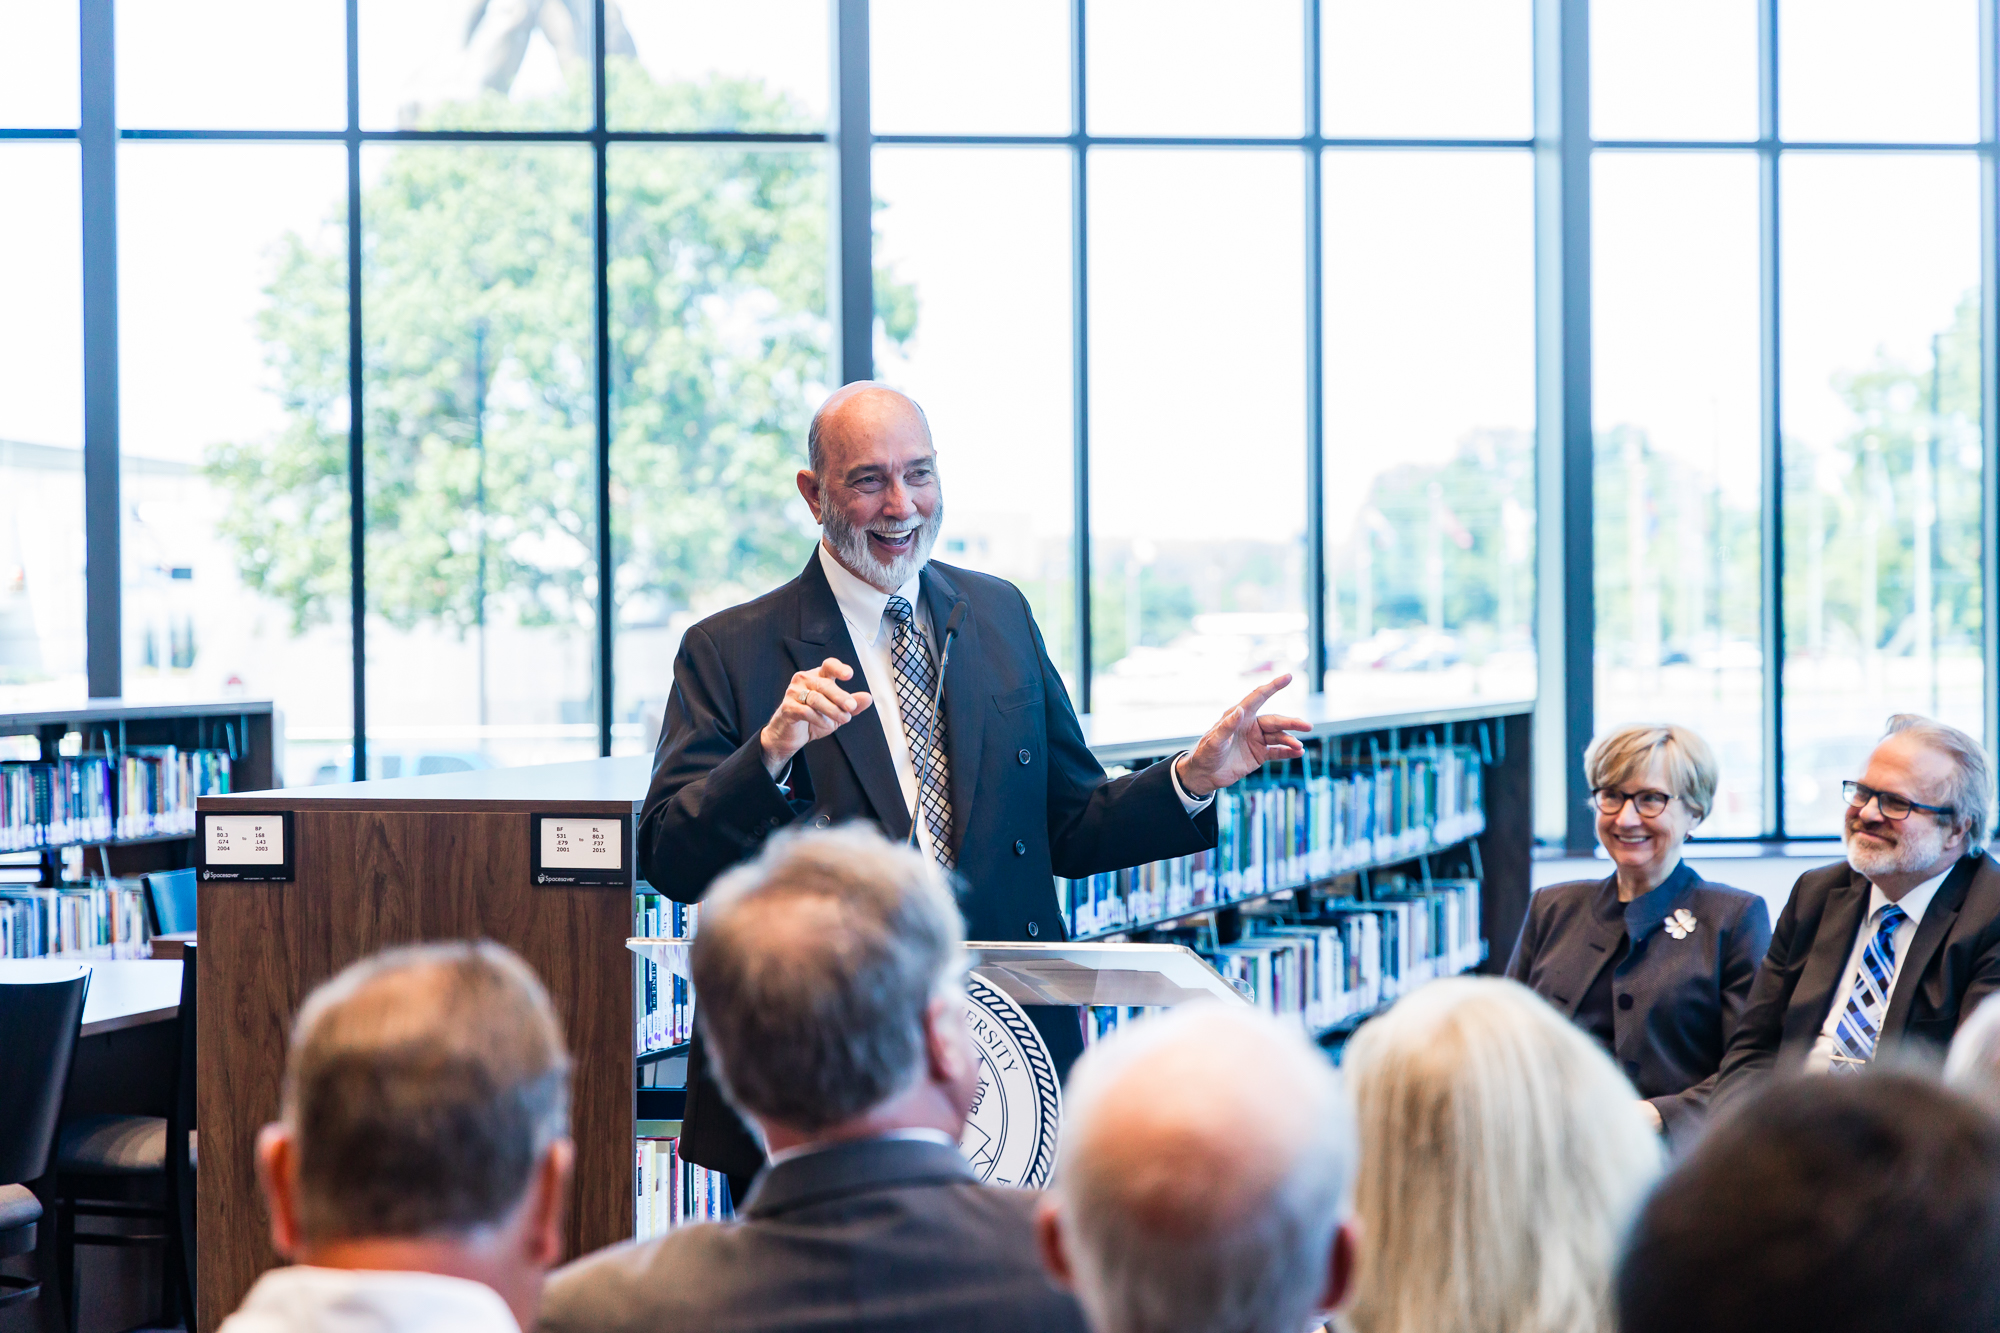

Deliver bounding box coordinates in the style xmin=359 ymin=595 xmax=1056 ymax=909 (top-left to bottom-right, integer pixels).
xmin=0 ymin=958 xmax=183 ymax=1036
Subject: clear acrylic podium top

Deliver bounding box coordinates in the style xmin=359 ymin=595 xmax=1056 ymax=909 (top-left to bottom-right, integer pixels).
xmin=627 ymin=938 xmax=1249 ymax=1009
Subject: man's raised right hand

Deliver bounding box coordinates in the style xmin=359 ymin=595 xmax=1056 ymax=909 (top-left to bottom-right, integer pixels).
xmin=760 ymin=657 xmax=873 ymax=776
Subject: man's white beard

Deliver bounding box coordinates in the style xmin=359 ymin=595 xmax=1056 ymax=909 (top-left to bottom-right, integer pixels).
xmin=822 ymin=502 xmax=944 ymax=594
xmin=1845 ymin=819 xmax=1947 ymax=881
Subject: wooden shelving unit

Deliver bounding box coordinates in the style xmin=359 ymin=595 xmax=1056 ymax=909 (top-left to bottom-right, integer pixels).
xmin=196 ymin=759 xmax=644 ymax=1333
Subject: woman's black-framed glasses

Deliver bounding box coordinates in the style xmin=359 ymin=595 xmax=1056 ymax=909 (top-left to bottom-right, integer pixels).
xmin=1591 ymin=788 xmax=1674 ymax=818
xmin=1842 ymin=780 xmax=1956 ymax=822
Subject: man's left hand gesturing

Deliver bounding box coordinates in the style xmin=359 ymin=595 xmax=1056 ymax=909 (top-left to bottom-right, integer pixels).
xmin=1173 ymin=674 xmax=1312 ymax=799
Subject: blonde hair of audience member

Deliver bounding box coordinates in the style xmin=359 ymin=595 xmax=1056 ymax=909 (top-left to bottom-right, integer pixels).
xmin=254 ymin=941 xmax=574 ymax=1330
xmin=1343 ymin=977 xmax=1661 ymax=1333
xmin=1037 ymin=1004 xmax=1357 ymax=1333
xmin=1946 ymin=992 xmax=2000 ymax=1111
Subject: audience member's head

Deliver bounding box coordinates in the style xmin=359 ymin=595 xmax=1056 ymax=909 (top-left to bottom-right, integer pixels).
xmin=1845 ymin=714 xmax=1991 ymax=885
xmin=1619 ymin=1070 xmax=2000 ymax=1333
xmin=1036 ymin=1005 xmax=1356 ymax=1333
xmin=255 ymin=941 xmax=574 ymax=1327
xmin=1583 ymin=722 xmax=1716 ymax=889
xmin=1342 ymin=976 xmax=1660 ymax=1333
xmin=690 ymin=825 xmax=977 ymax=1152
xmin=1946 ymin=992 xmax=2000 ymax=1110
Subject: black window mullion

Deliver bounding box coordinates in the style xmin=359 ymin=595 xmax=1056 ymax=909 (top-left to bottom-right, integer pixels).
xmin=594 ymin=0 xmax=614 ymax=757
xmin=1758 ymin=0 xmax=1783 ymax=838
xmin=1071 ymin=0 xmax=1093 ymax=709
xmin=80 ymin=0 xmax=120 ymax=701
xmin=1304 ymin=0 xmax=1326 ymax=693
xmin=346 ymin=0 xmax=367 ymax=781
xmin=834 ymin=0 xmax=873 ymax=384
xmin=1533 ymin=0 xmax=1595 ymax=853
xmin=1981 ymin=0 xmax=2000 ymax=763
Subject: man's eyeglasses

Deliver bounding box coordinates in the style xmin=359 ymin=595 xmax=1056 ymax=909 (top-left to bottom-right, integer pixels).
xmin=1842 ymin=780 xmax=1956 ymax=822
xmin=1591 ymin=788 xmax=1675 ymax=818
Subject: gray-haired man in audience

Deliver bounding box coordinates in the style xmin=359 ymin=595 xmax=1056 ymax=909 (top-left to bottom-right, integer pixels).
xmin=1036 ymin=1004 xmax=1358 ymax=1333
xmin=537 ymin=826 xmax=1087 ymax=1333
xmin=222 ymin=941 xmax=576 ymax=1333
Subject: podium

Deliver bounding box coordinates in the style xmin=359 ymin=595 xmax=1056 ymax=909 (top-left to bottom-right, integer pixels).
xmin=629 ymin=937 xmax=1245 ymax=1189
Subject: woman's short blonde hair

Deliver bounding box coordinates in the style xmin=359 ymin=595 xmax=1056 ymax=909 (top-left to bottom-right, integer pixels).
xmin=1342 ymin=977 xmax=1662 ymax=1333
xmin=1584 ymin=723 xmax=1719 ymax=823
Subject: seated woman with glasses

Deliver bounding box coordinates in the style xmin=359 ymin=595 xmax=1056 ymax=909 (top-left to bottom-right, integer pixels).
xmin=1506 ymin=724 xmax=1771 ymax=1146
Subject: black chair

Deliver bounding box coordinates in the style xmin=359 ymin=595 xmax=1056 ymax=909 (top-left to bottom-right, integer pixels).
xmin=53 ymin=949 xmax=197 ymax=1333
xmin=141 ymin=868 xmax=197 ymax=938
xmin=0 ymin=967 xmax=90 ymax=1333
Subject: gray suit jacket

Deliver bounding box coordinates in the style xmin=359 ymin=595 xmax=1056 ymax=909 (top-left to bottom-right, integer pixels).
xmin=1507 ymin=863 xmax=1770 ymax=1149
xmin=536 ymin=1137 xmax=1088 ymax=1333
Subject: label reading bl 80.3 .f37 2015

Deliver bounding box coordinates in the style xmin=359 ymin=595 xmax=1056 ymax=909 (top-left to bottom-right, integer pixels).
xmin=531 ymin=813 xmax=630 ymax=887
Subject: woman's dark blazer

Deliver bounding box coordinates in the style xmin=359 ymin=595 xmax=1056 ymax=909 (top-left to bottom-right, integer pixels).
xmin=1505 ymin=861 xmax=1771 ymax=1146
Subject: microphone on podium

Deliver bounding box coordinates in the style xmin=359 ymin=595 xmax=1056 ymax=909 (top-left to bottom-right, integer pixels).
xmin=909 ymin=599 xmax=969 ymax=852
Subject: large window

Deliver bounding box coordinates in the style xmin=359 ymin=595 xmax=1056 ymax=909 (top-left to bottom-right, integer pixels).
xmin=1324 ymin=151 xmax=1536 ymax=714
xmin=872 ymin=0 xmax=1538 ymax=719
xmin=1779 ymin=154 xmax=1983 ymax=834
xmin=118 ymin=143 xmax=352 ymax=784
xmin=1590 ymin=0 xmax=1992 ymax=841
xmin=0 ymin=145 xmax=85 ymax=710
xmin=14 ymin=1 xmax=1998 ymax=839
xmin=1593 ymin=151 xmax=1762 ymax=836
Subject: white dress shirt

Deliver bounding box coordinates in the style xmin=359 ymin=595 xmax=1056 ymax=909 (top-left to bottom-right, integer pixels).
xmin=817 ymin=543 xmax=946 ymax=860
xmin=1807 ymin=864 xmax=1954 ymax=1073
xmin=810 ymin=544 xmax=1211 ymax=862
xmin=217 ymin=1266 xmax=518 ymax=1333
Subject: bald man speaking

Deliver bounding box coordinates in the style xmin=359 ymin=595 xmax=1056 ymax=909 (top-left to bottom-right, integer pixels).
xmin=639 ymin=383 xmax=1308 ymax=1189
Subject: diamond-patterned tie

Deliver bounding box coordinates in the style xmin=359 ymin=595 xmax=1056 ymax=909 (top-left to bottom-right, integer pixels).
xmin=884 ymin=595 xmax=954 ymax=869
xmin=1830 ymin=903 xmax=1908 ymax=1073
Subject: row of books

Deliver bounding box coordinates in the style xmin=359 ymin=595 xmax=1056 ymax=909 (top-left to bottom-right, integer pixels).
xmin=116 ymin=747 xmax=233 ymax=838
xmin=1217 ymin=878 xmax=1484 ymax=1032
xmin=0 ymin=880 xmax=152 ymax=959
xmin=1081 ymin=878 xmax=1484 ymax=1043
xmin=1 ymin=759 xmax=114 ymax=850
xmin=0 ymin=747 xmax=232 ymax=850
xmin=634 ymin=1134 xmax=732 ymax=1239
xmin=635 ymin=894 xmax=700 ymax=1054
xmin=1064 ymin=743 xmax=1485 ymax=939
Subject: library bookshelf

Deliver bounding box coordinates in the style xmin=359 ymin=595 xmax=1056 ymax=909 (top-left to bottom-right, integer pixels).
xmin=0 ymin=701 xmax=274 ymax=959
xmin=1063 ymin=698 xmax=1531 ymax=1049
xmin=194 ymin=698 xmax=1529 ymax=1330
xmin=0 ymin=699 xmax=274 ymax=883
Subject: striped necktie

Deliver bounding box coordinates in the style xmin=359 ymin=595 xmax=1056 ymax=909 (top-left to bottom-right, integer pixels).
xmin=1830 ymin=902 xmax=1908 ymax=1073
xmin=884 ymin=595 xmax=954 ymax=869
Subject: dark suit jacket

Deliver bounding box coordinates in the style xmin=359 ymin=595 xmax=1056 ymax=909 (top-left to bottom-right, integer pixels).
xmin=536 ymin=1137 xmax=1088 ymax=1333
xmin=1506 ymin=863 xmax=1770 ymax=1147
xmin=639 ymin=552 xmax=1218 ymax=1173
xmin=1701 ymin=852 xmax=2000 ymax=1122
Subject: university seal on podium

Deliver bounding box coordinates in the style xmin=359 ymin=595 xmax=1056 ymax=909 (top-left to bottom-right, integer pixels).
xmin=959 ymin=973 xmax=1062 ymax=1189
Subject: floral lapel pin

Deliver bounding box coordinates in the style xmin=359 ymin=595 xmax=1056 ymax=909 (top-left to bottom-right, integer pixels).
xmin=1663 ymin=907 xmax=1698 ymax=940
